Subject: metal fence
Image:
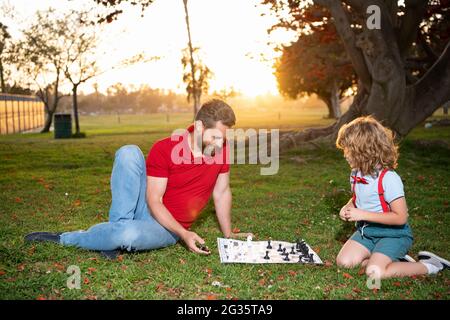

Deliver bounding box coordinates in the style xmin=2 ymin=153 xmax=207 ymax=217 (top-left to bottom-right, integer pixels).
xmin=0 ymin=93 xmax=45 ymax=134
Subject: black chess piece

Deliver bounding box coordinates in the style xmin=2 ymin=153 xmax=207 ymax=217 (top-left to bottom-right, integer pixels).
xmin=282 ymin=247 xmax=287 ymax=255
xmin=264 ymin=251 xmax=270 ymax=260
xmin=309 ymin=253 xmax=314 ymax=263
xmin=277 ymin=244 xmax=282 ymax=252
xmin=290 ymin=246 xmax=295 ymax=255
xmin=267 ymin=240 xmax=272 ymax=250
xmin=283 ymin=254 xmax=290 ymax=261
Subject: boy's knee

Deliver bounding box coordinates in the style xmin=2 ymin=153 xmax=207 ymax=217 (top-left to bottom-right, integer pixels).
xmin=336 ymin=256 xmax=358 ymax=269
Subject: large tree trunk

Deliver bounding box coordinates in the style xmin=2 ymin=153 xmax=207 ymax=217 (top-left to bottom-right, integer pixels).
xmin=330 ymin=80 xmax=341 ymax=119
xmin=320 ymin=94 xmax=339 ymax=119
xmin=280 ymin=1 xmax=450 ymax=151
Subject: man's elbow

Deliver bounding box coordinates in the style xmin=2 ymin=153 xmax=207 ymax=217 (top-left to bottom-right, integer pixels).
xmin=147 ymin=197 xmax=160 ymax=213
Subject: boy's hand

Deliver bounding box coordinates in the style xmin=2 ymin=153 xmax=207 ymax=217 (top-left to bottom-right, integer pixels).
xmin=344 ymin=207 xmax=365 ymax=222
xmin=339 ymin=206 xmax=348 ymax=221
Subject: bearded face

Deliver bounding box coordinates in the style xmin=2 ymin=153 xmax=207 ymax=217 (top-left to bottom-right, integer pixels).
xmin=194 ymin=120 xmax=228 ymax=157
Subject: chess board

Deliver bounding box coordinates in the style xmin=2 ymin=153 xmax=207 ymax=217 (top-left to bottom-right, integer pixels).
xmin=217 ymin=237 xmax=323 ymax=264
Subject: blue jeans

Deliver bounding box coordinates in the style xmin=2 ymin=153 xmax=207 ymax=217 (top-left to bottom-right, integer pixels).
xmin=60 ymin=145 xmax=179 ymax=251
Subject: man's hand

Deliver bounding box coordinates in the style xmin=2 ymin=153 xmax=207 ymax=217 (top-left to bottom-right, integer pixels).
xmin=181 ymin=231 xmax=210 ymax=255
xmin=343 ymin=207 xmax=365 ymax=222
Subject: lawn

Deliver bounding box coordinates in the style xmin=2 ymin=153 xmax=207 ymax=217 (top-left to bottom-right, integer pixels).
xmin=0 ymin=108 xmax=449 ymax=300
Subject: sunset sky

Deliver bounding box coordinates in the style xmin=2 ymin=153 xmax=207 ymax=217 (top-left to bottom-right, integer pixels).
xmin=2 ymin=0 xmax=297 ymax=97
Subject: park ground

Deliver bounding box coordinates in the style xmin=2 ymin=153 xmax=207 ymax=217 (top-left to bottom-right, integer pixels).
xmin=0 ymin=106 xmax=449 ymax=300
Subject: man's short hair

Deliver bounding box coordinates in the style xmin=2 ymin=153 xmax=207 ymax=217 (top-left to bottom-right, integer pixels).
xmin=195 ymin=99 xmax=236 ymax=128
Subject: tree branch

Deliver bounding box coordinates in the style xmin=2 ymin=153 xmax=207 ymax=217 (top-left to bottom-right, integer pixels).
xmin=314 ymin=0 xmax=372 ymax=91
xmin=397 ymin=0 xmax=428 ymax=56
xmin=414 ymin=40 xmax=450 ymax=118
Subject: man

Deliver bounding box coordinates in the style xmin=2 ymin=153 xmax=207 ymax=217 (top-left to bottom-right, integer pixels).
xmin=25 ymin=99 xmax=250 ymax=259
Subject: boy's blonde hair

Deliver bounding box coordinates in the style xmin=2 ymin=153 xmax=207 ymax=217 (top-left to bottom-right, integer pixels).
xmin=336 ymin=116 xmax=399 ymax=176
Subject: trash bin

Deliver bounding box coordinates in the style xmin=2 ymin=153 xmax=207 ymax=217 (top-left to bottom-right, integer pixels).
xmin=54 ymin=113 xmax=72 ymax=139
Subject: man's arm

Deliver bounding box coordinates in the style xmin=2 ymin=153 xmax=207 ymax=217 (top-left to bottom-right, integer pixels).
xmin=147 ymin=176 xmax=209 ymax=254
xmin=213 ymin=172 xmax=232 ymax=238
xmin=213 ymin=172 xmax=253 ymax=239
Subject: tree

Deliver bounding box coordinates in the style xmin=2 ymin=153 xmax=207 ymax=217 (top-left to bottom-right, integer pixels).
xmin=17 ymin=9 xmax=68 ymax=133
xmin=264 ymin=0 xmax=450 ymax=149
xmin=0 ymin=22 xmax=11 ymax=93
xmin=62 ymin=11 xmax=101 ymax=136
xmin=275 ymin=14 xmax=355 ymax=119
xmin=92 ymin=0 xmax=206 ymax=117
xmin=181 ymin=47 xmax=213 ymax=114
xmin=182 ymin=0 xmax=201 ymax=117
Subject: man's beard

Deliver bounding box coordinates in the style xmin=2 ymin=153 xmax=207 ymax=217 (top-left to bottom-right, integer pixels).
xmin=194 ymin=135 xmax=222 ymax=157
xmin=202 ymin=142 xmax=217 ymax=157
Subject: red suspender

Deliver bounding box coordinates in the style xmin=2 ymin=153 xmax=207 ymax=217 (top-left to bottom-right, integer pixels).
xmin=352 ymin=169 xmax=390 ymax=212
xmin=378 ymin=168 xmax=390 ymax=213
xmin=351 ymin=171 xmax=357 ymax=207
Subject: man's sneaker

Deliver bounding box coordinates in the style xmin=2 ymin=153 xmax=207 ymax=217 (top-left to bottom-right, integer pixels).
xmin=99 ymin=250 xmax=120 ymax=260
xmin=25 ymin=232 xmax=62 ymax=244
xmin=399 ymin=254 xmax=416 ymax=262
xmin=418 ymin=251 xmax=450 ymax=269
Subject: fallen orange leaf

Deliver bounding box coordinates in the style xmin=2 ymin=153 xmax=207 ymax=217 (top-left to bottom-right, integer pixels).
xmin=87 ymin=267 xmax=96 ymax=274
xmin=288 ymin=270 xmax=297 ymax=277
xmin=343 ymin=273 xmax=353 ymax=279
xmin=53 ymin=263 xmax=65 ymax=271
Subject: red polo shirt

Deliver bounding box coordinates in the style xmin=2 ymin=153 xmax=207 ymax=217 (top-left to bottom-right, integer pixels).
xmin=146 ymin=125 xmax=229 ymax=229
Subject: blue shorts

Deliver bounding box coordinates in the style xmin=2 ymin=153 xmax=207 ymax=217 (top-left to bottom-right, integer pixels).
xmin=350 ymin=230 xmax=413 ymax=262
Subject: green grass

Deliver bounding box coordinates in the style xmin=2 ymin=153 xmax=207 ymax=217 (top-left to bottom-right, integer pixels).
xmin=0 ymin=109 xmax=449 ymax=300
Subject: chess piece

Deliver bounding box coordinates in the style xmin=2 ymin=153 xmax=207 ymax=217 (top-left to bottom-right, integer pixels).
xmin=267 ymin=240 xmax=272 ymax=250
xmin=264 ymin=251 xmax=270 ymax=260
xmin=277 ymin=244 xmax=283 ymax=252
xmin=283 ymin=254 xmax=290 ymax=261
xmin=282 ymin=248 xmax=287 ymax=256
xmin=309 ymin=253 xmax=314 ymax=263
xmin=290 ymin=246 xmax=295 ymax=255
